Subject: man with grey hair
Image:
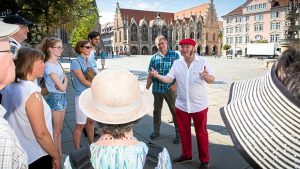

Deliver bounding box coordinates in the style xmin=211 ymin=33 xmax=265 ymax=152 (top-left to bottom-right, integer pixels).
xmin=0 ymin=21 xmax=28 ymax=169
xmin=146 ymin=35 xmax=180 ymax=144
xmin=3 ymin=15 xmax=32 ymax=58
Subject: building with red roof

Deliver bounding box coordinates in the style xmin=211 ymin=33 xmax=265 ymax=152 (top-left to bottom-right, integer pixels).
xmin=113 ymin=0 xmax=221 ymax=55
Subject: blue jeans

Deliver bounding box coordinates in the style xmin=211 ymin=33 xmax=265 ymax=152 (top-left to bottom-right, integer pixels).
xmin=46 ymin=92 xmax=67 ymax=111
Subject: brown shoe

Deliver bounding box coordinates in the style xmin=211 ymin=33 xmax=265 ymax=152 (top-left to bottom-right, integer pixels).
xmin=173 ymin=155 xmax=193 ymax=164
xmin=199 ymin=162 xmax=210 ymax=169
xmin=149 ymin=132 xmax=160 ymax=140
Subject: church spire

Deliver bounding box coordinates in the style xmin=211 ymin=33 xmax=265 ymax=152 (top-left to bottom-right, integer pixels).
xmin=116 ymin=0 xmax=120 ymax=9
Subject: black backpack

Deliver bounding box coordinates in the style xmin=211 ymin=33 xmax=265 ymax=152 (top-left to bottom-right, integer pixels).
xmin=69 ymin=142 xmax=164 ymax=169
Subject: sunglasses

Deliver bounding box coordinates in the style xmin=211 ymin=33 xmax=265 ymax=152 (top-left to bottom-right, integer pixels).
xmin=82 ymin=46 xmax=92 ymax=49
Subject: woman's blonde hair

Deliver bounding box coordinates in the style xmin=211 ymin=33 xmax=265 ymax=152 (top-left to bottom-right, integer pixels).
xmin=39 ymin=37 xmax=62 ymax=61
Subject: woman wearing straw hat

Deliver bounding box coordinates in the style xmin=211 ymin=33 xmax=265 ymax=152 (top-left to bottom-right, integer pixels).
xmin=64 ymin=69 xmax=172 ymax=169
xmin=220 ymin=48 xmax=300 ymax=169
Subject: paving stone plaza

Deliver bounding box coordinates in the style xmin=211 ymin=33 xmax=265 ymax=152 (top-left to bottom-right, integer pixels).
xmin=60 ymin=55 xmax=271 ymax=169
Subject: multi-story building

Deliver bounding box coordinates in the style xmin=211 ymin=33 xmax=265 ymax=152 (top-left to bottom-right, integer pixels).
xmin=101 ymin=22 xmax=114 ymax=53
xmin=222 ymin=0 xmax=289 ymax=56
xmin=281 ymin=0 xmax=300 ymax=49
xmin=112 ymin=0 xmax=221 ymax=55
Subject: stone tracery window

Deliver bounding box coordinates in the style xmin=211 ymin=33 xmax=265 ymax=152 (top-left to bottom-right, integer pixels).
xmin=142 ymin=24 xmax=148 ymax=41
xmin=152 ymin=25 xmax=158 ymax=42
xmin=197 ymin=22 xmax=202 ymax=40
xmin=182 ymin=25 xmax=186 ymax=39
xmin=162 ymin=26 xmax=168 ymax=40
xmin=131 ymin=24 xmax=138 ymax=41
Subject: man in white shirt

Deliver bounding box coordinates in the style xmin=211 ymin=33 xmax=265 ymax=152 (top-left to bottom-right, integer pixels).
xmin=88 ymin=31 xmax=101 ymax=73
xmin=3 ymin=15 xmax=32 ymax=58
xmin=150 ymin=38 xmax=215 ymax=169
xmin=0 ymin=21 xmax=28 ymax=169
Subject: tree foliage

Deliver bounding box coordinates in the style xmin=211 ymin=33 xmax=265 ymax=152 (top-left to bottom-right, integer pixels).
xmin=2 ymin=0 xmax=98 ymax=45
xmin=223 ymin=44 xmax=231 ymax=51
xmin=69 ymin=0 xmax=98 ymax=47
xmin=16 ymin=0 xmax=74 ymax=37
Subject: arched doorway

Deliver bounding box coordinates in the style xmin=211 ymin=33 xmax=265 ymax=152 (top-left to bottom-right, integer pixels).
xmin=205 ymin=45 xmax=209 ymax=55
xmin=152 ymin=46 xmax=158 ymax=54
xmin=212 ymin=45 xmax=217 ymax=55
xmin=130 ymin=46 xmax=138 ymax=55
xmin=197 ymin=45 xmax=202 ymax=55
xmin=142 ymin=46 xmax=149 ymax=55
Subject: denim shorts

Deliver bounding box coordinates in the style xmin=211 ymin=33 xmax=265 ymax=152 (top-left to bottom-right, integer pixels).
xmin=46 ymin=92 xmax=67 ymax=111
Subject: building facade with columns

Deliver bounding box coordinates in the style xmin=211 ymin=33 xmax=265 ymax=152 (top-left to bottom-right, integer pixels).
xmin=112 ymin=0 xmax=221 ymax=55
xmin=222 ymin=0 xmax=290 ymax=56
xmin=101 ymin=22 xmax=114 ymax=53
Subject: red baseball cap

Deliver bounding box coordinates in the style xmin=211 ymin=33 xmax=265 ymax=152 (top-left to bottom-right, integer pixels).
xmin=179 ymin=38 xmax=196 ymax=46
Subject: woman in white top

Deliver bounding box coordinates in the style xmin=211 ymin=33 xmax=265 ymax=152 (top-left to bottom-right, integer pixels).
xmin=2 ymin=48 xmax=60 ymax=169
xmin=40 ymin=37 xmax=68 ymax=156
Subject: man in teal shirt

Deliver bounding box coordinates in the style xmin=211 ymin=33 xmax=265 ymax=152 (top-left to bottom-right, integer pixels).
xmin=99 ymin=49 xmax=107 ymax=70
xmin=146 ymin=35 xmax=180 ymax=144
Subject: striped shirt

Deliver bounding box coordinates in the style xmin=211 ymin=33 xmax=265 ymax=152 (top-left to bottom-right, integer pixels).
xmin=148 ymin=49 xmax=179 ymax=93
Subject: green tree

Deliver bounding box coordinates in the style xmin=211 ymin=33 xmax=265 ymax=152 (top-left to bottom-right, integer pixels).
xmin=7 ymin=0 xmax=98 ymax=45
xmin=69 ymin=0 xmax=98 ymax=47
xmin=223 ymin=44 xmax=231 ymax=51
xmin=17 ymin=0 xmax=73 ymax=38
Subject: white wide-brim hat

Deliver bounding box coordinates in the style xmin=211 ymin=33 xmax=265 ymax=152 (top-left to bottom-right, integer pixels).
xmin=0 ymin=21 xmax=19 ymax=39
xmin=220 ymin=65 xmax=300 ymax=169
xmin=79 ymin=69 xmax=154 ymax=124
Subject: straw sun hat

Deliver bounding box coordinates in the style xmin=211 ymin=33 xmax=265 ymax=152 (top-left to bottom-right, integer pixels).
xmin=220 ymin=65 xmax=300 ymax=169
xmin=0 ymin=21 xmax=19 ymax=39
xmin=79 ymin=69 xmax=154 ymax=124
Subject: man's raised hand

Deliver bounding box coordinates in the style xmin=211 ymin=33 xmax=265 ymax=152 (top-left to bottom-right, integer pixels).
xmin=150 ymin=67 xmax=159 ymax=78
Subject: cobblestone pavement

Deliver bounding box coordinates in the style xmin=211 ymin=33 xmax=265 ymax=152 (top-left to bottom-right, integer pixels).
xmin=60 ymin=55 xmax=271 ymax=169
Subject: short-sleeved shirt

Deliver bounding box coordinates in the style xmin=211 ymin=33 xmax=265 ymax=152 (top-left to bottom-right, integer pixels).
xmin=64 ymin=142 xmax=172 ymax=169
xmin=148 ymin=49 xmax=179 ymax=93
xmin=88 ymin=49 xmax=97 ymax=68
xmin=99 ymin=51 xmax=106 ymax=59
xmin=2 ymin=80 xmax=53 ymax=164
xmin=44 ymin=61 xmax=65 ymax=93
xmin=70 ymin=55 xmax=89 ymax=96
xmin=167 ymin=55 xmax=215 ymax=113
xmin=0 ymin=105 xmax=28 ymax=169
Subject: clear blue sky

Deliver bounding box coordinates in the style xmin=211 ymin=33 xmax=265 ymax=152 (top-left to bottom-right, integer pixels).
xmin=96 ymin=0 xmax=246 ymax=24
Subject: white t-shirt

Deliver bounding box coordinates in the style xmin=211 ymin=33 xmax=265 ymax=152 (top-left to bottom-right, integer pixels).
xmin=167 ymin=55 xmax=215 ymax=113
xmin=2 ymin=80 xmax=53 ymax=164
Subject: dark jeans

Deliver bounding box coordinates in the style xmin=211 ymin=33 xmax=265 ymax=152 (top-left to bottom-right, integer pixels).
xmin=153 ymin=89 xmax=179 ymax=136
xmin=29 ymin=155 xmax=52 ymax=169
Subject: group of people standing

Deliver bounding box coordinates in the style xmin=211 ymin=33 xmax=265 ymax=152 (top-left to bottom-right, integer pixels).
xmin=0 ymin=14 xmax=216 ymax=169
xmin=0 ymin=15 xmax=107 ymax=169
xmin=2 ymin=13 xmax=298 ymax=169
xmin=147 ymin=35 xmax=215 ymax=169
